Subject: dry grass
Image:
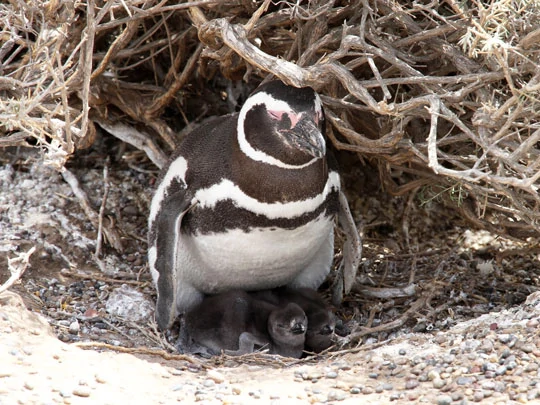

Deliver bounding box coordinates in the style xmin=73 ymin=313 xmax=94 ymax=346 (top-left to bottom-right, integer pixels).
xmin=1 ymin=0 xmax=539 ymax=240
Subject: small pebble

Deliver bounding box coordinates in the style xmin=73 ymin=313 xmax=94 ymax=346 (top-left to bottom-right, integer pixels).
xmin=73 ymin=387 xmax=91 ymax=397
xmin=437 ymin=395 xmax=453 ymax=405
xmin=123 ymin=205 xmax=139 ymax=216
xmin=405 ymin=379 xmax=419 ymax=390
xmin=473 ymin=390 xmax=484 ymax=402
xmin=456 ymin=376 xmax=475 ymax=385
xmin=508 ymin=361 xmax=519 ymax=371
xmin=495 ymin=365 xmax=507 ymax=376
xmin=498 ymin=334 xmax=512 ymax=344
xmin=325 ymin=371 xmax=338 ymax=379
xmin=24 ymin=381 xmax=34 ymax=390
xmin=308 ymin=371 xmax=323 ymax=380
xmin=451 ymin=391 xmax=464 ymax=401
xmin=432 ymin=378 xmax=446 ymax=389
xmin=206 ymin=369 xmax=226 ymax=383
xmin=362 ymin=386 xmax=374 ymax=395
xmin=21 ymin=347 xmax=33 ymax=356
xmin=59 ymin=390 xmax=72 ymax=398
xmin=311 ymin=393 xmax=326 ymax=403
xmin=526 ymin=319 xmax=539 ymax=328
xmin=95 ymin=374 xmax=107 ymax=384
xmin=350 ymin=387 xmax=361 ymax=394
xmin=519 ymin=343 xmax=535 ymax=354
xmin=500 ymin=348 xmax=511 ymax=359
xmin=327 ymin=390 xmax=347 ymax=401
xmin=69 ymin=320 xmax=80 ymax=335
xmin=515 ymin=393 xmax=529 ymax=403
xmin=527 ymin=390 xmax=539 ymax=400
xmin=249 ymin=390 xmax=262 ymax=399
xmin=481 ymin=381 xmax=496 ymax=390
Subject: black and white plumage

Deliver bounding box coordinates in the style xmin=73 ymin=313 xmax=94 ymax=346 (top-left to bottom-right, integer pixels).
xmin=180 ymin=290 xmax=307 ymax=358
xmin=148 ymin=80 xmax=361 ymax=330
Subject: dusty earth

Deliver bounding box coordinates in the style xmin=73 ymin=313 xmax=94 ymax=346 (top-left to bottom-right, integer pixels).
xmin=1 ymin=140 xmax=540 ymax=404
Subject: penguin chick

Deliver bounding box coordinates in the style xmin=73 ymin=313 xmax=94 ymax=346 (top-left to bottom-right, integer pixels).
xmin=253 ymin=287 xmax=336 ymax=353
xmin=181 ymin=290 xmax=307 ymax=358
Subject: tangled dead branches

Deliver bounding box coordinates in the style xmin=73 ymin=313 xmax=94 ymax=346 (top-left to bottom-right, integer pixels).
xmin=1 ymin=0 xmax=539 ymax=240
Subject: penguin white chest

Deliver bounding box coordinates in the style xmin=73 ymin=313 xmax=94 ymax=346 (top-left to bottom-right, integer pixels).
xmin=181 ymin=216 xmax=334 ymax=292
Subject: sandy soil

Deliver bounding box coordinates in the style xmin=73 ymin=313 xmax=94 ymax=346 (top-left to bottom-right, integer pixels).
xmin=2 ymin=289 xmax=540 ymax=404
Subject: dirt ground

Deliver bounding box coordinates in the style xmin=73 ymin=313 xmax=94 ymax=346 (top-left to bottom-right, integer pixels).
xmin=1 ymin=139 xmax=540 ymax=404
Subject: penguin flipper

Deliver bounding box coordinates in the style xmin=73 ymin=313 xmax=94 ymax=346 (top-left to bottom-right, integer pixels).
xmin=332 ymin=191 xmax=362 ymax=305
xmin=152 ymin=190 xmax=192 ymax=330
xmin=225 ymin=332 xmax=270 ymax=356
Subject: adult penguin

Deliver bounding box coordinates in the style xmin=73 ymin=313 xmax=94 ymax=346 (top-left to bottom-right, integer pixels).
xmin=148 ymin=80 xmax=361 ymax=330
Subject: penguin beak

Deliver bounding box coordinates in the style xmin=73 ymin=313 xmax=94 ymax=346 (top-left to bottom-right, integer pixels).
xmin=280 ymin=114 xmax=326 ymax=159
xmin=319 ymin=324 xmax=334 ymax=336
xmin=291 ymin=322 xmax=307 ymax=335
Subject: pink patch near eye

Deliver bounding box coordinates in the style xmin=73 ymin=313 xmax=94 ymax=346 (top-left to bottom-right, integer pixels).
xmin=268 ymin=110 xmax=302 ymax=128
xmin=268 ymin=110 xmax=284 ymax=120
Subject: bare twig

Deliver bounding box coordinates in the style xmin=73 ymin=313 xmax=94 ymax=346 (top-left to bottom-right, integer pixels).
xmin=344 ymin=293 xmax=431 ymax=345
xmin=353 ymin=284 xmax=417 ymax=299
xmin=95 ymin=162 xmax=110 ymax=258
xmin=0 ymin=247 xmax=36 ymax=294
xmin=94 ymin=119 xmax=167 ymax=168
xmin=61 ymin=167 xmax=124 ymax=253
xmin=74 ymin=341 xmax=209 ymax=368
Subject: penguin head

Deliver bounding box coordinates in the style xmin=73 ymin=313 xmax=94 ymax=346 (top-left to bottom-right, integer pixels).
xmin=268 ymin=303 xmax=308 ymax=346
xmin=237 ymin=80 xmax=326 ymax=169
xmin=305 ymin=310 xmax=336 ymax=352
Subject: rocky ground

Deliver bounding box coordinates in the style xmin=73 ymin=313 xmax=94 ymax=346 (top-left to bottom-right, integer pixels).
xmin=1 ymin=141 xmax=539 ymax=404
xmin=2 ymin=289 xmax=540 ymax=404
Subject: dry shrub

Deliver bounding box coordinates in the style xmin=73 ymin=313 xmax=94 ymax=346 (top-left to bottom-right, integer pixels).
xmin=1 ymin=0 xmax=539 ymax=240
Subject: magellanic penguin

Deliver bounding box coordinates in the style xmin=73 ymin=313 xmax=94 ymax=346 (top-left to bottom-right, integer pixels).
xmin=148 ymin=80 xmax=362 ymax=330
xmin=180 ymin=290 xmax=307 ymax=358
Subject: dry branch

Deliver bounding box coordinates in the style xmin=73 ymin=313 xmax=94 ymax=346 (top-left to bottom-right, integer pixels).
xmin=0 ymin=247 xmax=36 ymax=295
xmin=1 ymin=0 xmax=539 ymax=240
xmin=61 ymin=168 xmax=124 ymax=254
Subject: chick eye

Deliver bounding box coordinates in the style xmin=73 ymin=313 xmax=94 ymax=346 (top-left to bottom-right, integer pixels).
xmin=320 ymin=325 xmax=333 ymax=335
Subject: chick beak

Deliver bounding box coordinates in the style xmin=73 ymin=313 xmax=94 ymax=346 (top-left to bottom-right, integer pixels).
xmin=291 ymin=322 xmax=307 ymax=335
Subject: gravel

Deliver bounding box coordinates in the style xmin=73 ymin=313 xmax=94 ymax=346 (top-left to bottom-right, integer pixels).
xmin=4 ymin=288 xmax=539 ymax=404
